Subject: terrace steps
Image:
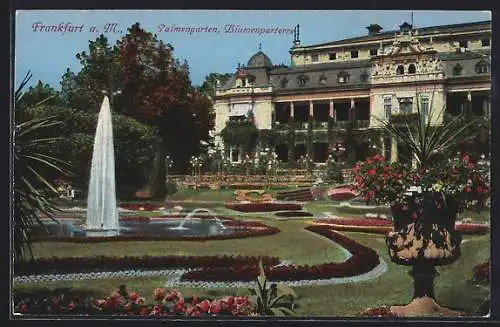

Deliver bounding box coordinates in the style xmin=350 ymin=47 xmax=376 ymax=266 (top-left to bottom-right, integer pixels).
xmin=276 ymin=188 xmax=314 ymax=202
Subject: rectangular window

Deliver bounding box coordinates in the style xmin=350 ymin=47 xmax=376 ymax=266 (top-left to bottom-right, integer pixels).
xmin=421 ymin=97 xmax=430 ymax=119
xmin=369 ymin=49 xmax=378 ymax=56
xmin=399 ymin=98 xmax=413 ymax=113
xmin=481 ymin=38 xmax=490 ymax=47
xmin=459 ymin=40 xmax=468 ymax=48
xmin=350 ymin=50 xmax=359 ymax=58
xmin=483 ymin=98 xmax=491 ymax=118
xmin=383 ymin=97 xmax=392 ymax=118
xmin=329 ymin=53 xmax=336 ymax=60
xmin=230 ymin=148 xmax=240 ymax=162
xmin=311 ymin=54 xmax=319 ymax=62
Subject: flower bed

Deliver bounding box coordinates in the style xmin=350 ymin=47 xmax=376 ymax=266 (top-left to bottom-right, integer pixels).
xmin=472 ymin=260 xmax=490 ymax=284
xmin=360 ymin=306 xmax=396 ymax=317
xmin=32 ymin=218 xmax=280 ymax=243
xmin=455 ymin=223 xmax=490 ymax=235
xmin=315 ymin=217 xmax=392 ymax=227
xmin=313 ymin=218 xmax=490 ymax=235
xmin=33 ymin=226 xmax=280 ymax=243
xmin=119 ymin=203 xmax=164 ymax=211
xmin=14 ymin=285 xmax=255 ymax=316
xmin=15 ymin=255 xmax=281 ymax=276
xmin=234 ymin=190 xmax=273 ymax=202
xmin=181 ymin=225 xmax=380 ymax=282
xmin=275 ymin=211 xmax=314 ymax=218
xmin=328 ymin=187 xmax=359 ymax=201
xmin=225 ymin=202 xmax=302 ymax=212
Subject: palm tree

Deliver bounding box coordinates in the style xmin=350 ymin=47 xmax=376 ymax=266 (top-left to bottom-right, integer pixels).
xmin=13 ymin=71 xmax=71 ymax=262
xmin=377 ymin=94 xmax=481 ymax=170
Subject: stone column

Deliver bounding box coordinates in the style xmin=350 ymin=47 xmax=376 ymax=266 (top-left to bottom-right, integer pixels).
xmin=290 ymin=101 xmax=294 ymax=118
xmin=390 ymin=136 xmax=398 ymax=162
xmin=309 ymin=100 xmax=314 ymax=117
xmin=380 ymin=136 xmax=385 ymax=158
xmin=329 ymin=100 xmax=334 ymax=118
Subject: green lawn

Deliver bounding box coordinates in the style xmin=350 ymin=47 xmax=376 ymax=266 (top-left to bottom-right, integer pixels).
xmin=16 ymin=191 xmax=491 ymax=317
xmin=16 ymin=231 xmax=490 ymax=316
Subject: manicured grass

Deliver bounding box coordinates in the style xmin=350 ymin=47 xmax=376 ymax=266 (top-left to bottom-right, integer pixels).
xmin=17 ymin=232 xmax=490 ymax=316
xmin=29 ymin=218 xmax=347 ymax=266
xmin=18 ymin=194 xmax=490 ymax=316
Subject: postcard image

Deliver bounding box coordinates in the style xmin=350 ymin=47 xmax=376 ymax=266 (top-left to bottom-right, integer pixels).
xmin=12 ymin=9 xmax=492 ymax=319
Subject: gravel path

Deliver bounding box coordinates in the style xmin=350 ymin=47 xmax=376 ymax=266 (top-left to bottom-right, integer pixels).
xmin=14 ymin=257 xmax=387 ymax=288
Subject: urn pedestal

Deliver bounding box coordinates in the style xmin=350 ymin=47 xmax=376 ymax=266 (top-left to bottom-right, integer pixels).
xmin=385 ymin=192 xmax=464 ymax=317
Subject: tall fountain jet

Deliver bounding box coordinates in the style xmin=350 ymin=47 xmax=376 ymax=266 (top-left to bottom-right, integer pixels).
xmin=86 ymin=96 xmax=119 ymax=233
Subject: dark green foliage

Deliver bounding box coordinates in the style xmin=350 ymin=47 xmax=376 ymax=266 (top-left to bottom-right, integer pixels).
xmin=14 ymin=72 xmax=72 ymax=262
xmin=220 ymin=120 xmax=259 ymax=155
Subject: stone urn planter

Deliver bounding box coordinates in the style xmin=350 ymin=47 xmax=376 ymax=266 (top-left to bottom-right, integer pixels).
xmin=386 ymin=191 xmax=463 ymax=316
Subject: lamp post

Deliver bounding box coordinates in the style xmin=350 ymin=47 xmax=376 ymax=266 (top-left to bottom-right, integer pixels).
xmin=165 ymin=155 xmax=173 ymax=182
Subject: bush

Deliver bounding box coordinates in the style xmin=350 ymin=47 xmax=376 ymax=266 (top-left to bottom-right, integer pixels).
xmin=472 ymin=260 xmax=490 ymax=284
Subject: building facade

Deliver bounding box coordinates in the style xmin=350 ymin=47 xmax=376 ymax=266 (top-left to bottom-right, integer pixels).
xmin=213 ymin=20 xmax=491 ymax=165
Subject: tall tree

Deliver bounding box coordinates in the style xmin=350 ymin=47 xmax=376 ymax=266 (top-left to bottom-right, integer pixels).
xmin=58 ymin=23 xmax=214 ymax=196
xmin=198 ymin=72 xmax=232 ymax=98
xmin=17 ymin=80 xmax=65 ymax=109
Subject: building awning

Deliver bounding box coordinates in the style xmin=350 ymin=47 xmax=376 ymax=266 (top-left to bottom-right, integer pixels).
xmin=229 ymin=103 xmax=252 ymax=116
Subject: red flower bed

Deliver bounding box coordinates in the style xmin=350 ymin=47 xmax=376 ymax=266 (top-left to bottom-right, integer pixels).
xmin=15 ymin=255 xmax=280 ymax=275
xmin=34 ymin=226 xmax=280 ymax=243
xmin=14 ymin=285 xmax=255 ymax=316
xmin=32 ymin=217 xmax=280 ymax=243
xmin=275 ymin=211 xmax=314 ymax=218
xmin=314 ymin=217 xmax=392 ymax=227
xmin=314 ymin=218 xmax=489 ymax=235
xmin=472 ymin=260 xmax=490 ymax=284
xmin=225 ymin=202 xmax=302 ymax=212
xmin=182 ymin=225 xmax=380 ymax=282
xmin=328 ymin=187 xmax=359 ymax=201
xmin=119 ymin=203 xmax=164 ymax=211
xmin=455 ymin=223 xmax=490 ymax=235
xmin=360 ymin=306 xmax=396 ymax=317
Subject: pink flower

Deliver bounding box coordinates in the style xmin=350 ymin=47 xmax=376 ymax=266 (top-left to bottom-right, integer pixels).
xmin=129 ymin=292 xmax=140 ymax=302
xmin=465 ymin=186 xmax=472 ymax=193
xmin=198 ymin=300 xmax=210 ymax=313
xmin=154 ymin=288 xmax=167 ymax=301
xmin=152 ymin=304 xmax=162 ymax=315
xmin=368 ymin=169 xmax=376 ymax=176
xmin=411 ymin=212 xmax=417 ymax=220
xmin=209 ymin=300 xmax=222 ymax=314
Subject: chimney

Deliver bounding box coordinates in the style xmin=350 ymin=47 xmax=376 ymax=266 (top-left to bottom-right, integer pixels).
xmin=366 ymin=24 xmax=383 ymax=36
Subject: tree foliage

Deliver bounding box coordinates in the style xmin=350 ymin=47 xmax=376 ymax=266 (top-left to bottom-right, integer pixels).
xmin=19 ymin=104 xmax=160 ymax=198
xmin=60 ymin=23 xmax=214 ymax=175
xmin=13 ymin=72 xmax=71 ymax=262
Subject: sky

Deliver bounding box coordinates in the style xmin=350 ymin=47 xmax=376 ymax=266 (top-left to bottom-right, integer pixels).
xmin=14 ymin=10 xmax=491 ymax=90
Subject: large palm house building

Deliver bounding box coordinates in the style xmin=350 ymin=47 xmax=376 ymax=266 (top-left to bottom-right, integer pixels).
xmin=213 ymin=20 xmax=491 ymax=165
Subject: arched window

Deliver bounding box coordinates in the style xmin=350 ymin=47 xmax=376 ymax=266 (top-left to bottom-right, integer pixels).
xmin=319 ymin=74 xmax=328 ymax=85
xmin=247 ymin=74 xmax=256 ymax=85
xmin=408 ymin=64 xmax=416 ymax=74
xmin=453 ymin=63 xmax=463 ymax=76
xmin=475 ymin=60 xmax=489 ymax=74
xmin=396 ymin=65 xmax=404 ymax=75
xmin=337 ymin=71 xmax=350 ymax=84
